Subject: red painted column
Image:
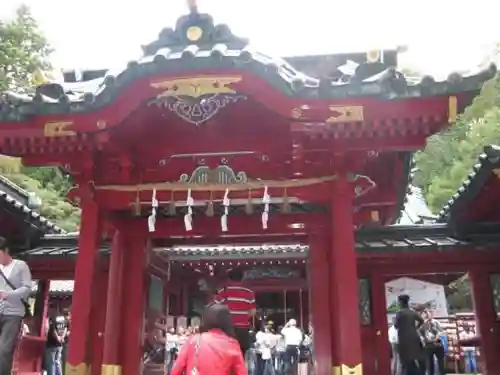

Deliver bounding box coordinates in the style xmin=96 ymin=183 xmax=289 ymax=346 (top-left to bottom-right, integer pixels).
xmin=121 ymin=230 xmax=148 ymax=375
xmin=330 ymin=175 xmax=363 ymax=375
xmin=66 ymin=197 xmax=102 ymax=375
xmin=89 ymin=269 xmax=108 ymax=375
xmin=101 ymin=231 xmax=125 ymax=375
xmin=308 ymin=232 xmax=332 ymax=375
xmin=371 ymin=271 xmax=391 ymax=375
xmin=469 ymin=269 xmax=500 ymax=375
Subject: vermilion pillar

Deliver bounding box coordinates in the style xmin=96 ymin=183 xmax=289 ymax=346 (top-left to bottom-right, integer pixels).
xmin=469 ymin=269 xmax=500 ymax=375
xmin=66 ymin=197 xmax=102 ymax=375
xmin=101 ymin=231 xmax=125 ymax=375
xmin=121 ymin=230 xmax=148 ymax=375
xmin=308 ymin=232 xmax=332 ymax=375
xmin=330 ymin=175 xmax=363 ymax=375
xmin=371 ymin=271 xmax=391 ymax=375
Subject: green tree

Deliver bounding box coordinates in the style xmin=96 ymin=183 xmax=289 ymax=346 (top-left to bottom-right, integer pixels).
xmin=0 ymin=5 xmax=51 ymax=91
xmin=414 ymin=73 xmax=500 ymax=212
xmin=0 ymin=6 xmax=80 ymax=231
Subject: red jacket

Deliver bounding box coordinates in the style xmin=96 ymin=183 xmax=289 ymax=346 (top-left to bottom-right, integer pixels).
xmin=171 ymin=329 xmax=247 ymax=375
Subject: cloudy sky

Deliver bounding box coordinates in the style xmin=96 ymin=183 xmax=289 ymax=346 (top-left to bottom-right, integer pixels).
xmin=2 ymin=0 xmax=499 ymax=75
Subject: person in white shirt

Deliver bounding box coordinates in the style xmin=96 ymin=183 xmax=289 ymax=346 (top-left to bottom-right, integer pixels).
xmin=388 ymin=317 xmax=402 ymax=375
xmin=0 ymin=237 xmax=31 ymax=375
xmin=259 ymin=324 xmax=276 ymax=375
xmin=281 ymin=319 xmax=303 ymax=371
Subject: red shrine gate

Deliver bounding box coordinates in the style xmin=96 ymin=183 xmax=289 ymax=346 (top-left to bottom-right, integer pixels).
xmin=0 ymin=3 xmax=496 ymax=375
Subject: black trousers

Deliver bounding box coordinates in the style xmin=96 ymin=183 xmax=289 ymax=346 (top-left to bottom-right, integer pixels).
xmin=401 ymin=359 xmax=426 ymax=375
xmin=234 ymin=327 xmax=251 ymax=355
xmin=0 ymin=315 xmax=22 ymax=375
xmin=426 ymin=345 xmax=446 ymax=375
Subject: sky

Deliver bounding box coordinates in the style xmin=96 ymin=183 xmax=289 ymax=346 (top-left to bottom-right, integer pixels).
xmin=1 ymin=0 xmax=499 ymax=76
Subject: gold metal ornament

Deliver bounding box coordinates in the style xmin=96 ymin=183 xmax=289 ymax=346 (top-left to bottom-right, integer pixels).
xmin=101 ymin=364 xmax=122 ymax=375
xmin=44 ymin=121 xmax=76 ymax=137
xmin=151 ymin=76 xmax=242 ymax=99
xmin=186 ymin=26 xmax=203 ymax=41
xmin=332 ymin=363 xmax=363 ymax=375
xmin=448 ymin=95 xmax=458 ymax=123
xmin=326 ymin=105 xmax=364 ymax=123
xmin=65 ymin=362 xmax=89 ymax=375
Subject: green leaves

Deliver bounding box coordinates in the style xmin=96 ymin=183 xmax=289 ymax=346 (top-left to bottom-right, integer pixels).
xmin=0 ymin=5 xmax=52 ymax=92
xmin=415 ymin=74 xmax=500 ymax=212
xmin=1 ymin=6 xmax=80 ymax=231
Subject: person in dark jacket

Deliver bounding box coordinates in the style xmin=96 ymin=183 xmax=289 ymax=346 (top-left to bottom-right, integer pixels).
xmin=394 ymin=295 xmax=425 ymax=375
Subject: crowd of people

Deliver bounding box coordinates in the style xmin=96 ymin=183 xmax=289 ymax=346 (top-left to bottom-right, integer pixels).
xmin=149 ymin=266 xmax=314 ymax=375
xmin=152 ymin=308 xmax=312 ymax=375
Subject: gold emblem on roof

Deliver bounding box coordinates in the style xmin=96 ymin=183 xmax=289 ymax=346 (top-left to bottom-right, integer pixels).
xmin=186 ymin=26 xmax=203 ymax=41
xmin=44 ymin=121 xmax=76 ymax=137
xmin=151 ymin=76 xmax=241 ymax=98
xmin=326 ymin=105 xmax=364 ymax=123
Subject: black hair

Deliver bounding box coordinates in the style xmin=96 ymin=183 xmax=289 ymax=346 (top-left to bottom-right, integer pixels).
xmin=0 ymin=237 xmax=9 ymax=253
xmin=200 ymin=304 xmax=236 ymax=339
xmin=398 ymin=294 xmax=410 ymax=308
xmin=227 ymin=267 xmax=243 ymax=282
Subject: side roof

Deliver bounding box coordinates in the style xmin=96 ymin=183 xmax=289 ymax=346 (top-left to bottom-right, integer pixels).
xmin=438 ymin=145 xmax=500 ymax=223
xmin=0 ymin=11 xmax=495 ymax=121
xmin=0 ymin=175 xmax=63 ymax=234
xmin=21 ymin=222 xmax=500 ymax=260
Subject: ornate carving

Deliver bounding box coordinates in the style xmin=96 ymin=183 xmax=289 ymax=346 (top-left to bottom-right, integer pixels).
xmin=332 ymin=364 xmax=363 ymax=375
xmin=149 ymin=93 xmax=246 ymax=126
xmin=44 ymin=121 xmax=76 ymax=137
xmin=179 ymin=165 xmax=247 ymax=185
xmin=151 ymin=76 xmax=242 ymax=99
xmin=65 ymin=362 xmax=89 ymax=375
xmin=326 ymin=105 xmax=364 ymax=123
xmin=352 ymin=174 xmax=376 ymax=197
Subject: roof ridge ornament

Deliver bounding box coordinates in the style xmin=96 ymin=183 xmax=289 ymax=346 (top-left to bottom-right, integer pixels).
xmin=141 ymin=2 xmax=249 ymax=55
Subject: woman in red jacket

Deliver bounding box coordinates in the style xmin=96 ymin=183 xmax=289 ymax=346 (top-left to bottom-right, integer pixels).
xmin=171 ymin=304 xmax=247 ymax=375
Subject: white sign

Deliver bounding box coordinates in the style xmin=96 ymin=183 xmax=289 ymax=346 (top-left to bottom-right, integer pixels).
xmin=385 ymin=277 xmax=448 ymax=321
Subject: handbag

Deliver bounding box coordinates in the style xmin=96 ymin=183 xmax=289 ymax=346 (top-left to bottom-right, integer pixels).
xmin=0 ymin=268 xmax=31 ymax=318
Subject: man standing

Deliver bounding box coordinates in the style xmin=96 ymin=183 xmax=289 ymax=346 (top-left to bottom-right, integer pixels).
xmin=394 ymin=295 xmax=425 ymax=375
xmin=213 ymin=268 xmax=256 ymax=355
xmin=280 ymin=319 xmax=303 ymax=372
xmin=421 ymin=309 xmax=446 ymax=375
xmin=0 ymin=236 xmax=32 ymax=374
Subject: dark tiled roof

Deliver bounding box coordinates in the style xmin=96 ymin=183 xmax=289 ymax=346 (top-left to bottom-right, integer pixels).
xmin=0 ymin=12 xmax=496 ymax=121
xmin=438 ymin=145 xmax=500 ymax=222
xmin=21 ymin=223 xmax=500 ymax=259
xmin=32 ymin=280 xmax=74 ymax=293
xmin=0 ymin=177 xmax=63 ymax=234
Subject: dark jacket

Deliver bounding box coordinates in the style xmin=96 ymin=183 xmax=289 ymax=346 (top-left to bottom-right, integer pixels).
xmin=395 ymin=308 xmax=424 ymax=361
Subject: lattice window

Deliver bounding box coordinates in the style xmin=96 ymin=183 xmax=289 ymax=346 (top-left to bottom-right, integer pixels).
xmin=489 ymin=273 xmax=500 ymax=319
xmin=359 ymin=278 xmax=372 ymax=325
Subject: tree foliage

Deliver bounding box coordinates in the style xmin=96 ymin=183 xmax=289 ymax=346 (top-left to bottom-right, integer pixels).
xmin=0 ymin=5 xmax=52 ymax=91
xmin=414 ymin=74 xmax=500 ymax=212
xmin=0 ymin=6 xmax=80 ymax=231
